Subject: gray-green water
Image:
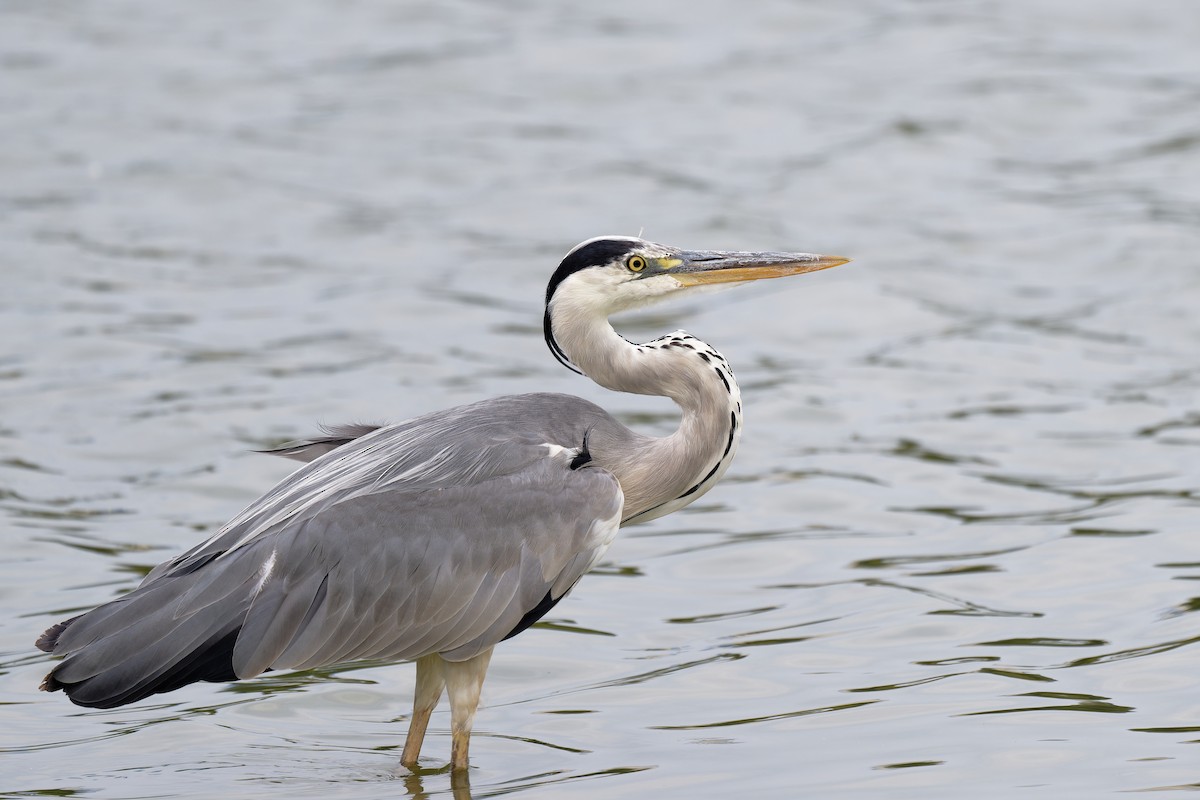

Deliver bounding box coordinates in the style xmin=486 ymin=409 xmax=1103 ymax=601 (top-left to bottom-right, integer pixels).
xmin=3 ymin=1 xmax=1200 ymax=797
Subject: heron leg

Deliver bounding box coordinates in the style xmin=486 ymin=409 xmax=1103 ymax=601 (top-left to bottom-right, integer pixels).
xmin=443 ymin=646 xmax=494 ymax=771
xmin=401 ymin=653 xmax=445 ymax=768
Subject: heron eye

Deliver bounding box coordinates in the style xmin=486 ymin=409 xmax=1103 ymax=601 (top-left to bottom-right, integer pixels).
xmin=627 ymin=256 xmax=647 ymax=273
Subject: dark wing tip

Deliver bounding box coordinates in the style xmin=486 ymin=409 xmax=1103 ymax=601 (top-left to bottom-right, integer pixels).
xmin=36 ymin=615 xmax=80 ymax=654
xmin=39 ymin=627 xmax=242 ymax=708
xmin=37 ymin=616 xmax=81 ymax=694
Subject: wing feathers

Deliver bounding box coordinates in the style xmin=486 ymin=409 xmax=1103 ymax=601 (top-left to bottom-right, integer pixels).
xmin=39 ymin=394 xmax=627 ymax=706
xmin=232 ymin=569 xmax=329 ymax=677
xmin=257 ymin=423 xmax=384 ymax=463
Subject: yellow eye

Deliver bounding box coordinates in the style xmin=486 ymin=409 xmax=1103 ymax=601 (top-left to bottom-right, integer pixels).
xmin=627 ymin=255 xmax=647 ymax=272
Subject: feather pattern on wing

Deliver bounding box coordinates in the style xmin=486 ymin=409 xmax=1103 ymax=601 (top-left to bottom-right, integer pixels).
xmin=39 ymin=393 xmax=626 ymax=707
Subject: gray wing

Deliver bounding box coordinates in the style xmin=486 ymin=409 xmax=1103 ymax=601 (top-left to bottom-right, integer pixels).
xmin=38 ymin=393 xmax=624 ymax=708
xmin=235 ymin=455 xmax=621 ymax=672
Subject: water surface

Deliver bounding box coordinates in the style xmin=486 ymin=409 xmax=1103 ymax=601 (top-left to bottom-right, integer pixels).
xmin=3 ymin=1 xmax=1199 ymax=797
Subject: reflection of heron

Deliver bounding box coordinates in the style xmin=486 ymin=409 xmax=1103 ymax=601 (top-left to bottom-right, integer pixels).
xmin=37 ymin=236 xmax=847 ymax=770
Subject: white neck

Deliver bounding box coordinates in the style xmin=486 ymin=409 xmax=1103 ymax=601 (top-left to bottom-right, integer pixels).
xmin=550 ymin=304 xmax=743 ymax=523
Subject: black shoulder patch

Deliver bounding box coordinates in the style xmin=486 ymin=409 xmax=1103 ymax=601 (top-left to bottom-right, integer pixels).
xmin=569 ymin=431 xmax=592 ymax=470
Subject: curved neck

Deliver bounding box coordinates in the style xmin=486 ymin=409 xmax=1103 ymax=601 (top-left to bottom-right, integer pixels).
xmin=551 ymin=307 xmax=743 ymax=523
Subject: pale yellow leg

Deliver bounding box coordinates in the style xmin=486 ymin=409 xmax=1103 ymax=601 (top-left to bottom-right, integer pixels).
xmin=443 ymin=647 xmax=494 ymax=771
xmin=401 ymin=653 xmax=445 ymax=768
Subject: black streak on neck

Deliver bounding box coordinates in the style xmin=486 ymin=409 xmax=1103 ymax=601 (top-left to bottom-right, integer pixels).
xmin=543 ymin=238 xmax=642 ymax=374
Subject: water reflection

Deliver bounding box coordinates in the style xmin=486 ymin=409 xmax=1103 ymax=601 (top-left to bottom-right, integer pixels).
xmin=399 ymin=765 xmax=474 ymax=800
xmin=395 ymin=762 xmax=657 ymax=800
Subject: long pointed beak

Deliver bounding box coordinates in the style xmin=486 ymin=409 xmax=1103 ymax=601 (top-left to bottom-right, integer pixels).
xmin=665 ymin=250 xmax=850 ymax=286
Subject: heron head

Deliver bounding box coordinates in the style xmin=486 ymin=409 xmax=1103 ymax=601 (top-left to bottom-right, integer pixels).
xmin=543 ymin=235 xmax=849 ymax=373
xmin=546 ymin=236 xmax=848 ymax=314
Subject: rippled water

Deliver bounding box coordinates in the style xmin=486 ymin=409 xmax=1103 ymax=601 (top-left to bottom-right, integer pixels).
xmin=4 ymin=1 xmax=1200 ymax=797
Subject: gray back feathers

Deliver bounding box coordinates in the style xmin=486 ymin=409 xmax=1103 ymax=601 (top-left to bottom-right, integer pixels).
xmin=41 ymin=393 xmax=632 ymax=705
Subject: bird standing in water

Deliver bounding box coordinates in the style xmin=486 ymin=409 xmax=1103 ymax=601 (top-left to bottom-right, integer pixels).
xmin=37 ymin=235 xmax=847 ymax=771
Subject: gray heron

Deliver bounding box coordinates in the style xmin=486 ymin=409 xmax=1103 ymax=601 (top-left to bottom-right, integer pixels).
xmin=36 ymin=236 xmax=847 ymax=770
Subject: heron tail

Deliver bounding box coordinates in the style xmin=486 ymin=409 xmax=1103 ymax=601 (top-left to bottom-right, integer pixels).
xmin=35 ymin=559 xmax=255 ymax=709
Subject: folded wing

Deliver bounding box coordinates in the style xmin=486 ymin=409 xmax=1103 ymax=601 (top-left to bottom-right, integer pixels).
xmin=38 ymin=394 xmax=624 ymax=708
